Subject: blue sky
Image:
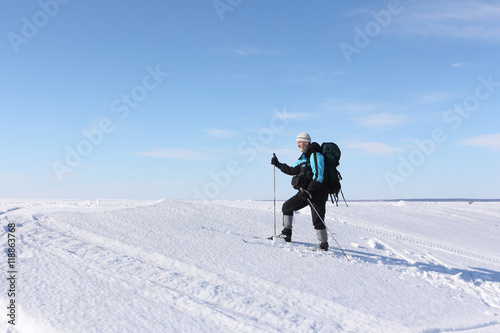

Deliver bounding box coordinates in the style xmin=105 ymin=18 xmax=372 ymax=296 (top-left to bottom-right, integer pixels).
xmin=1 ymin=0 xmax=499 ymax=200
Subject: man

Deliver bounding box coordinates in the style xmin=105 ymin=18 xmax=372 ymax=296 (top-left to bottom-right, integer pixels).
xmin=271 ymin=132 xmax=329 ymax=251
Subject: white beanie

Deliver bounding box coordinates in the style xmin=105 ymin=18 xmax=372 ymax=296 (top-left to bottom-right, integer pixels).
xmin=296 ymin=132 xmax=311 ymax=143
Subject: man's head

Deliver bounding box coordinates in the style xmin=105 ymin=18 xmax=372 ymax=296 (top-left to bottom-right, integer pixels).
xmin=296 ymin=132 xmax=311 ymax=152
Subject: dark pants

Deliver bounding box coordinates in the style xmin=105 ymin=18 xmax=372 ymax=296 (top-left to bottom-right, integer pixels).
xmin=282 ymin=190 xmax=328 ymax=230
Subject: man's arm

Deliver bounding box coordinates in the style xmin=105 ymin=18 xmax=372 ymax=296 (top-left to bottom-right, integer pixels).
xmin=272 ymin=154 xmax=300 ymax=175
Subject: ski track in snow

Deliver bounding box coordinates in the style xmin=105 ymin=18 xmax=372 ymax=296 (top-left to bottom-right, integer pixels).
xmin=336 ymin=217 xmax=500 ymax=266
xmin=1 ymin=200 xmax=500 ymax=332
xmin=4 ymin=210 xmax=403 ymax=332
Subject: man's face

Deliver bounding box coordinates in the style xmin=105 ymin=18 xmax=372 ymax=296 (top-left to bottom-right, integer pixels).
xmin=297 ymin=141 xmax=309 ymax=153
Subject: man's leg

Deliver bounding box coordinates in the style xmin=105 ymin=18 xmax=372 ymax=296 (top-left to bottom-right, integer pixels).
xmin=280 ymin=193 xmax=308 ymax=242
xmin=310 ymin=194 xmax=329 ymax=250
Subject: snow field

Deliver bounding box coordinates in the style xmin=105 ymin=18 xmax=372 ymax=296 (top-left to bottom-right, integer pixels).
xmin=1 ymin=199 xmax=499 ymax=332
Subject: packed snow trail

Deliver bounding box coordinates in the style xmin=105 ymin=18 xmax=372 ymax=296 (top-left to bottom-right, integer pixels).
xmin=1 ymin=199 xmax=499 ymax=332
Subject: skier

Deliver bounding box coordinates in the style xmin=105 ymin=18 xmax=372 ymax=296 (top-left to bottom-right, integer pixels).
xmin=271 ymin=132 xmax=329 ymax=251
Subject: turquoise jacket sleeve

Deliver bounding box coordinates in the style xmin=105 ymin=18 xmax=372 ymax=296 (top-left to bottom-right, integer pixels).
xmin=292 ymin=155 xmax=303 ymax=168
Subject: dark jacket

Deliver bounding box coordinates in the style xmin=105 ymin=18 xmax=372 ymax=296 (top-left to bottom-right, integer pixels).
xmin=278 ymin=142 xmax=326 ymax=194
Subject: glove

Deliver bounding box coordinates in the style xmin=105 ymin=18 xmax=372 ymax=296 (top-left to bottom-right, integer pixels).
xmin=299 ymin=187 xmax=312 ymax=200
xmin=271 ymin=153 xmax=281 ymax=167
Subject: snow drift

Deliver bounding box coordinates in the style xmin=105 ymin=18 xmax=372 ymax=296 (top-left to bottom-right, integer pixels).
xmin=1 ymin=199 xmax=499 ymax=332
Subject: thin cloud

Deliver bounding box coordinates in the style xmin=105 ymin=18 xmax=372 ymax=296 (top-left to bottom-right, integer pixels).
xmin=412 ymin=92 xmax=459 ymax=105
xmin=460 ymin=133 xmax=500 ymax=151
xmin=323 ymin=100 xmax=407 ymax=128
xmin=231 ymin=47 xmax=285 ymax=56
xmin=347 ymin=142 xmax=403 ymax=156
xmin=391 ymin=1 xmax=500 ymax=43
xmin=270 ymin=110 xmax=307 ymax=120
xmin=0 ymin=173 xmax=31 ymax=181
xmin=219 ymin=74 xmax=254 ymax=80
xmin=205 ymin=128 xmax=237 ymax=139
xmin=283 ymin=71 xmax=343 ymax=85
xmin=451 ymin=62 xmax=475 ymax=68
xmin=355 ymin=113 xmax=406 ymax=128
xmin=214 ymin=47 xmax=286 ymax=56
xmin=322 ymin=99 xmax=380 ymax=115
xmin=133 ymin=148 xmax=212 ymax=160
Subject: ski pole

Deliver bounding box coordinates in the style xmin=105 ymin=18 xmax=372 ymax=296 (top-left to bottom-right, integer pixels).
xmin=273 ymin=153 xmax=277 ymax=236
xmin=302 ymin=190 xmax=350 ymax=261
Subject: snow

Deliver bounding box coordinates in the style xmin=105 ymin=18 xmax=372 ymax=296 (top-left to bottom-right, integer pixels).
xmin=1 ymin=199 xmax=500 ymax=332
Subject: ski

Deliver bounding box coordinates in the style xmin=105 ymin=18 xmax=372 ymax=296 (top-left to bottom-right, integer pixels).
xmin=267 ymin=235 xmax=283 ymax=240
xmin=243 ymin=236 xmax=350 ymax=257
xmin=243 ymin=235 xmax=280 ymax=243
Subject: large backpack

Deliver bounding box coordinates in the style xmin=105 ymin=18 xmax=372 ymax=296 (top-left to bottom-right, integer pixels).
xmin=320 ymin=142 xmax=347 ymax=206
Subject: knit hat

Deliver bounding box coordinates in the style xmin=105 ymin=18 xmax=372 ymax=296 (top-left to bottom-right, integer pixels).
xmin=296 ymin=132 xmax=311 ymax=143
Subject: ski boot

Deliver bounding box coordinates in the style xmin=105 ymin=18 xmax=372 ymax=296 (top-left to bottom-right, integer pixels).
xmin=316 ymin=229 xmax=329 ymax=251
xmin=279 ymin=215 xmax=293 ymax=242
xmin=280 ymin=228 xmax=292 ymax=242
